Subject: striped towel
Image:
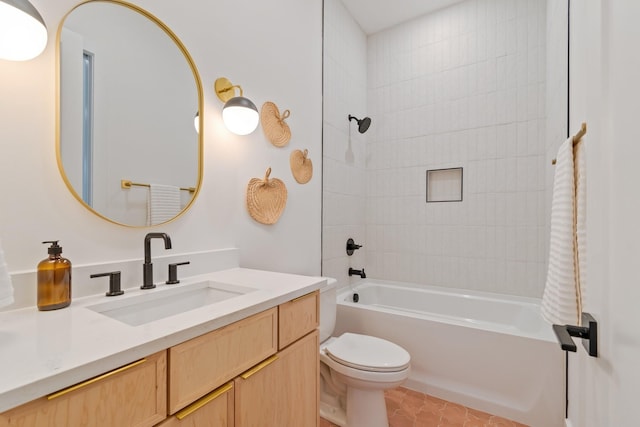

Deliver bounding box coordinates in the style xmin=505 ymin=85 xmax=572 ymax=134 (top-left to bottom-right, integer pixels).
xmin=541 ymin=137 xmax=586 ymax=326
xmin=147 ymin=184 xmax=181 ymax=226
xmin=0 ymin=238 xmax=14 ymax=308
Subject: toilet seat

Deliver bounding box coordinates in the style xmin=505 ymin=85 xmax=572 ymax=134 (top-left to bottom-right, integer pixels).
xmin=325 ymin=332 xmax=410 ymax=372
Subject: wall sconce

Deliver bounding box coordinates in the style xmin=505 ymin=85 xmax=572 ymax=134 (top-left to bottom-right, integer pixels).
xmin=214 ymin=77 xmax=259 ymax=135
xmin=0 ymin=0 xmax=48 ymax=61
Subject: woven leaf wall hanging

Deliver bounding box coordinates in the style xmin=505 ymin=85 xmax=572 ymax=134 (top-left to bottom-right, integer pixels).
xmin=246 ymin=167 xmax=287 ymax=224
xmin=290 ymin=149 xmax=313 ymax=184
xmin=261 ymin=101 xmax=291 ymax=147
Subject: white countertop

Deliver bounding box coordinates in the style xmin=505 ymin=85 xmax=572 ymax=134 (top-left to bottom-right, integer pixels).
xmin=0 ymin=268 xmax=325 ymax=413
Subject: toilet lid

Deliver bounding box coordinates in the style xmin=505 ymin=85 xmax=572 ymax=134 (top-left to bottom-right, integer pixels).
xmin=325 ymin=333 xmax=410 ymax=372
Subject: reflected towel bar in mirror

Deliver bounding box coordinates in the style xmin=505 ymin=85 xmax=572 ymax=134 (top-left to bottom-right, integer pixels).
xmin=121 ymin=180 xmax=196 ymax=193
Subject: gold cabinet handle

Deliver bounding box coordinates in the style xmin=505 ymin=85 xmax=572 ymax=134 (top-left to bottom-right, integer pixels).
xmin=240 ymin=355 xmax=278 ymax=380
xmin=175 ymin=382 xmax=233 ymax=420
xmin=47 ymin=358 xmax=146 ymax=400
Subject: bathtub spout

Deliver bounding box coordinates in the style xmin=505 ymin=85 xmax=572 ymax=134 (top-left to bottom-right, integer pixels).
xmin=348 ymin=268 xmax=366 ymax=278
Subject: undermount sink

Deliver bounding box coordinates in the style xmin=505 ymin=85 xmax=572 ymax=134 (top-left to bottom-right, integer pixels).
xmin=86 ymin=280 xmax=257 ymax=326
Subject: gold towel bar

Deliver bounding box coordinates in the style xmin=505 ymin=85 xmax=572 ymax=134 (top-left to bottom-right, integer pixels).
xmin=121 ymin=179 xmax=195 ymax=193
xmin=552 ymin=122 xmax=587 ymax=165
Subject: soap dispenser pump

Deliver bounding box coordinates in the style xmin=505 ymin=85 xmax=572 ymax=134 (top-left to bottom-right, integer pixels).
xmin=37 ymin=240 xmax=72 ymax=311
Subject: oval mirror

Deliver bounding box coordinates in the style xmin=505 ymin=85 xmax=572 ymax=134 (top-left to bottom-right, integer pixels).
xmin=56 ymin=0 xmax=203 ymax=227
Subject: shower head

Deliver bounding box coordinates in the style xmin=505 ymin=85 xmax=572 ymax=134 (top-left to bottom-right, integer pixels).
xmin=349 ymin=115 xmax=372 ymax=134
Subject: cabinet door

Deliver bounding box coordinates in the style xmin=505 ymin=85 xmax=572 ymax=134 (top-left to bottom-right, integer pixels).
xmin=278 ymin=291 xmax=319 ymax=350
xmin=234 ymin=330 xmax=319 ymax=427
xmin=157 ymin=382 xmax=234 ymax=427
xmin=0 ymin=351 xmax=167 ymax=427
xmin=168 ymin=308 xmax=277 ymax=414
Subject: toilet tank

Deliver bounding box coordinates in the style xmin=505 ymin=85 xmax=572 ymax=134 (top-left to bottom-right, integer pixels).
xmin=319 ymin=277 xmax=338 ymax=343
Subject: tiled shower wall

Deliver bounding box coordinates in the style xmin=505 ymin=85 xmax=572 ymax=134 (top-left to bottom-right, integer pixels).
xmin=323 ymin=0 xmax=559 ymax=298
xmin=322 ymin=0 xmax=368 ymax=287
xmin=544 ymin=0 xmax=569 ymax=278
xmin=365 ymin=0 xmax=548 ymax=297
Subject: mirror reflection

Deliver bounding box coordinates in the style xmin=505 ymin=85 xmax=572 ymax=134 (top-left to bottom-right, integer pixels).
xmin=57 ymin=1 xmax=202 ymax=227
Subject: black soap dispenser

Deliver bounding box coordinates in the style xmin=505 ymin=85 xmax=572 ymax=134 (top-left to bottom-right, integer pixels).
xmin=37 ymin=241 xmax=72 ymax=311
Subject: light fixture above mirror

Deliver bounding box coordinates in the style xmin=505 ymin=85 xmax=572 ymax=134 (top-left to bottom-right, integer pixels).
xmin=0 ymin=0 xmax=48 ymax=61
xmin=214 ymin=77 xmax=259 ymax=136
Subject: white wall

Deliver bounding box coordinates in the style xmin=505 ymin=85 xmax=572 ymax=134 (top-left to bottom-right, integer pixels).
xmin=568 ymin=1 xmax=640 ymax=425
xmin=0 ymin=0 xmax=322 ymax=292
xmin=322 ymin=0 xmax=368 ymax=287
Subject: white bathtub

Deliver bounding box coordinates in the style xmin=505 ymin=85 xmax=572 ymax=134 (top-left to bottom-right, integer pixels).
xmin=335 ymin=279 xmax=564 ymax=427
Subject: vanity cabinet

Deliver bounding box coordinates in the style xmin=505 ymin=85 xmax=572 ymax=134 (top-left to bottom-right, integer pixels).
xmin=164 ymin=290 xmax=319 ymax=427
xmin=0 ymin=350 xmax=167 ymax=427
xmin=235 ymin=291 xmax=319 ymax=426
xmin=0 ymin=290 xmax=319 ymax=427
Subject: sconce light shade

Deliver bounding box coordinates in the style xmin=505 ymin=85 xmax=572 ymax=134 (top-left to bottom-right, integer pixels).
xmin=215 ymin=77 xmax=259 ymax=136
xmin=0 ymin=0 xmax=48 ymax=61
xmin=222 ymin=96 xmax=259 ymax=136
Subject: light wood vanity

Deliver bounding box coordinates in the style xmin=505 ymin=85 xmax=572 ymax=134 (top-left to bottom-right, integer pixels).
xmin=0 ymin=290 xmax=319 ymax=427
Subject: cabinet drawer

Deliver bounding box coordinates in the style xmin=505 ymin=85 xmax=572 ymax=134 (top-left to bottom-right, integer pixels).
xmin=158 ymin=382 xmax=234 ymax=427
xmin=0 ymin=351 xmax=167 ymax=427
xmin=168 ymin=308 xmax=277 ymax=414
xmin=278 ymin=291 xmax=318 ymax=349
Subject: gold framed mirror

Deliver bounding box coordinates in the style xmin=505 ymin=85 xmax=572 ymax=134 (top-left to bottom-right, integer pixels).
xmin=56 ymin=0 xmax=203 ymax=227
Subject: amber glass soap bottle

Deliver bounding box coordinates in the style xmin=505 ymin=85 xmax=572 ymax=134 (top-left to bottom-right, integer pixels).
xmin=37 ymin=240 xmax=71 ymax=311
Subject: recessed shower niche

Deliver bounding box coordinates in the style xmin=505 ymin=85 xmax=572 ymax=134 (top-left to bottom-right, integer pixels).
xmin=426 ymin=168 xmax=463 ymax=203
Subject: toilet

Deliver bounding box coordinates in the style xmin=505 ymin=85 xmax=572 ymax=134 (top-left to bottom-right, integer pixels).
xmin=319 ymin=278 xmax=410 ymax=427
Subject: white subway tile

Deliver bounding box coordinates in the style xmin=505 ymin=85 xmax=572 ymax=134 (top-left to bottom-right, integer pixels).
xmin=325 ymin=0 xmax=548 ymax=297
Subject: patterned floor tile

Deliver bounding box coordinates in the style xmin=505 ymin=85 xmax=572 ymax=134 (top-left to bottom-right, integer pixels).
xmin=320 ymin=387 xmax=529 ymax=427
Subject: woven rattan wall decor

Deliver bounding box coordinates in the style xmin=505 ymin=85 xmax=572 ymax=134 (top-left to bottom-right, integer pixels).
xmin=261 ymin=101 xmax=291 ymax=147
xmin=290 ymin=149 xmax=313 ymax=184
xmin=246 ymin=167 xmax=287 ymax=224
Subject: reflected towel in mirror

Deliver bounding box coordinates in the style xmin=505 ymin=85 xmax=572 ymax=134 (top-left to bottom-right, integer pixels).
xmin=0 ymin=238 xmax=14 ymax=308
xmin=147 ymin=184 xmax=181 ymax=226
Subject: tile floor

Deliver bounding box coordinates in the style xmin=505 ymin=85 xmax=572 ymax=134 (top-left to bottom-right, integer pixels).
xmin=319 ymin=387 xmax=528 ymax=427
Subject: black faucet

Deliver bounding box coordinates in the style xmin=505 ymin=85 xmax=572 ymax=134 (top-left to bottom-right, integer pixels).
xmin=348 ymin=268 xmax=366 ymax=278
xmin=166 ymin=261 xmax=190 ymax=285
xmin=142 ymin=232 xmax=172 ymax=289
xmin=90 ymin=271 xmax=123 ymax=297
